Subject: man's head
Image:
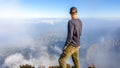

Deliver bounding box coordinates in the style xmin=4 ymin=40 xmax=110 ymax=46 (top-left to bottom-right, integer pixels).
xmin=69 ymin=7 xmax=78 ymax=19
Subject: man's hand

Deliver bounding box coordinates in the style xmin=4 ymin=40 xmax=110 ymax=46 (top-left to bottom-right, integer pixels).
xmin=63 ymin=46 xmax=67 ymax=51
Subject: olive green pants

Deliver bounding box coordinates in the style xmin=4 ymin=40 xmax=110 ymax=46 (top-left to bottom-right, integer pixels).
xmin=58 ymin=45 xmax=80 ymax=68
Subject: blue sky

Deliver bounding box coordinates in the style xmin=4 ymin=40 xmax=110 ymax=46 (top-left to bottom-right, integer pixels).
xmin=0 ymin=0 xmax=120 ymax=18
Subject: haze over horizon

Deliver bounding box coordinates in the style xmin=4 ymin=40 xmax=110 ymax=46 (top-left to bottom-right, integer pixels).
xmin=0 ymin=19 xmax=120 ymax=68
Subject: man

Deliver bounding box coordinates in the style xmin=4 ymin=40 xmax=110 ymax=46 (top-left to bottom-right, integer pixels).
xmin=58 ymin=7 xmax=82 ymax=68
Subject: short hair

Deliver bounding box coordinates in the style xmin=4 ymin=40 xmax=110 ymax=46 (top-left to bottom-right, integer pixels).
xmin=69 ymin=7 xmax=78 ymax=14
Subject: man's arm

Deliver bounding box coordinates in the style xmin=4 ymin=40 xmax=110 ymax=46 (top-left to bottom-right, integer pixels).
xmin=79 ymin=19 xmax=82 ymax=36
xmin=65 ymin=20 xmax=74 ymax=46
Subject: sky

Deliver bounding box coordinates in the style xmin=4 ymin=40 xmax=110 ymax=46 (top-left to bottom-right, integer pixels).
xmin=0 ymin=0 xmax=120 ymax=19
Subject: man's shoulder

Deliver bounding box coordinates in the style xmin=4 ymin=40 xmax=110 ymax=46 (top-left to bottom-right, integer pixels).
xmin=77 ymin=18 xmax=82 ymax=22
xmin=68 ymin=18 xmax=82 ymax=24
xmin=68 ymin=19 xmax=72 ymax=22
xmin=68 ymin=20 xmax=73 ymax=24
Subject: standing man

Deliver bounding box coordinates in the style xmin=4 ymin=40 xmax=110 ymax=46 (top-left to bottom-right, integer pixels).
xmin=58 ymin=7 xmax=82 ymax=68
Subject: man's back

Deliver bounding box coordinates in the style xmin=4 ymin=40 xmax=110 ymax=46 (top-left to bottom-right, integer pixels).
xmin=65 ymin=18 xmax=82 ymax=47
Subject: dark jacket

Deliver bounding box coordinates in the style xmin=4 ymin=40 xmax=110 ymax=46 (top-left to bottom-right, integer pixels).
xmin=65 ymin=18 xmax=82 ymax=47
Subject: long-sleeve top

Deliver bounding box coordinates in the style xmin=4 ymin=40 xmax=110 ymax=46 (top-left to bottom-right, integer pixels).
xmin=65 ymin=18 xmax=82 ymax=47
